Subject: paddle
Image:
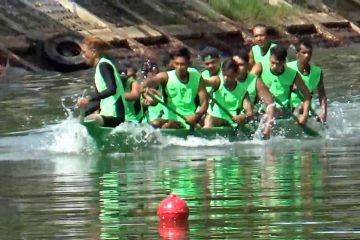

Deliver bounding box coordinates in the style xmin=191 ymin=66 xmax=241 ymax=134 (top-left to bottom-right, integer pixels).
xmin=273 ymin=98 xmax=321 ymax=137
xmin=294 ymin=91 xmax=327 ymax=128
xmin=208 ymin=95 xmax=255 ymax=138
xmin=309 ymin=107 xmax=328 ymax=129
xmin=146 ymin=91 xmax=198 ymax=129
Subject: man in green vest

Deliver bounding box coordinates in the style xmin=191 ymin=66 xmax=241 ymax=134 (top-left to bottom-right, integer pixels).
xmin=77 ymin=37 xmax=126 ymax=127
xmin=288 ymin=39 xmax=327 ymax=123
xmin=140 ymin=60 xmax=167 ymax=127
xmin=249 ymin=24 xmax=277 ymax=72
xmin=202 ymin=58 xmax=254 ymax=128
xmin=143 ymin=47 xmax=208 ymax=129
xmin=121 ymin=68 xmax=143 ymax=123
xmin=200 ymin=47 xmax=222 ymax=91
xmin=259 ymin=45 xmax=312 ymax=126
xmin=233 ymin=49 xmax=275 ymax=139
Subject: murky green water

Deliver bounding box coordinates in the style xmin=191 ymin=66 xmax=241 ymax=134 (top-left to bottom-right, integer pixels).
xmin=0 ymin=45 xmax=360 ymax=239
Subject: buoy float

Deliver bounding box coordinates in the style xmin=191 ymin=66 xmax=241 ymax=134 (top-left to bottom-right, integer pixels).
xmin=158 ymin=218 xmax=188 ymax=239
xmin=157 ymin=193 xmax=189 ymax=221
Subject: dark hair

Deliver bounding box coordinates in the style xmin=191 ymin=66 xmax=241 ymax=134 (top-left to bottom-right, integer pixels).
xmin=200 ymin=47 xmax=220 ymax=61
xmin=232 ymin=48 xmax=249 ymax=63
xmin=221 ymin=58 xmax=238 ymax=73
xmin=141 ymin=59 xmax=159 ymax=76
xmin=295 ymin=38 xmax=313 ymax=52
xmin=116 ymin=60 xmax=129 ymax=78
xmin=252 ymin=24 xmax=268 ymax=34
xmin=171 ymin=47 xmax=191 ymax=61
xmin=270 ymin=45 xmax=287 ymax=62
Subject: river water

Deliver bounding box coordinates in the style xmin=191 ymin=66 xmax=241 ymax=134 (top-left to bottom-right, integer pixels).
xmin=0 ymin=45 xmax=360 ymax=239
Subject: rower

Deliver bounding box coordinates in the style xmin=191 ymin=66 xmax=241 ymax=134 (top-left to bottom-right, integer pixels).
xmin=200 ymin=47 xmax=222 ymax=93
xmin=119 ymin=63 xmax=143 ymax=124
xmin=249 ymin=24 xmax=277 ymax=72
xmin=260 ymin=45 xmax=312 ymax=126
xmin=77 ymin=37 xmax=126 ymax=127
xmin=232 ymin=49 xmax=275 ymax=139
xmin=140 ymin=60 xmax=166 ymax=127
xmin=288 ymin=39 xmax=327 ymax=123
xmin=143 ymin=47 xmax=208 ymax=129
xmin=202 ymin=58 xmax=253 ymax=128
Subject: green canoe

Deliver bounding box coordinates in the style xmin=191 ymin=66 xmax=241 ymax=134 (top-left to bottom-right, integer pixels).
xmin=82 ymin=117 xmax=325 ymax=152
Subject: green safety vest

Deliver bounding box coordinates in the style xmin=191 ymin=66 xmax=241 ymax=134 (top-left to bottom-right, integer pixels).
xmin=261 ymin=65 xmax=297 ymax=108
xmin=287 ymin=61 xmax=322 ymax=108
xmin=165 ymin=68 xmax=201 ymax=124
xmin=94 ymin=58 xmax=126 ymax=117
xmin=211 ymin=74 xmax=254 ymax=126
xmin=124 ymin=77 xmax=143 ymax=123
xmin=252 ymin=43 xmax=277 ymax=69
xmin=201 ymin=68 xmax=223 ymax=93
xmin=202 ymin=68 xmax=223 ymax=113
xmin=142 ymin=85 xmax=167 ymax=123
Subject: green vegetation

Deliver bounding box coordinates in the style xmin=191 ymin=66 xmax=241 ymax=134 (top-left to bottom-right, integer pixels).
xmin=207 ymin=0 xmax=303 ymax=26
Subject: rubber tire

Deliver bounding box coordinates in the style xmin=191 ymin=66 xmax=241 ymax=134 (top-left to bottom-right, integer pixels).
xmin=43 ymin=32 xmax=87 ymax=72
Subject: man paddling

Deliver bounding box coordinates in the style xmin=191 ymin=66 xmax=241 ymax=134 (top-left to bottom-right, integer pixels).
xmin=77 ymin=37 xmax=126 ymax=127
xmin=232 ymin=49 xmax=275 ymax=139
xmin=200 ymin=47 xmax=222 ymax=93
xmin=256 ymin=45 xmax=312 ymax=126
xmin=140 ymin=60 xmax=167 ymax=126
xmin=119 ymin=64 xmax=143 ymax=124
xmin=202 ymin=58 xmax=254 ymax=128
xmin=288 ymin=39 xmax=327 ymax=123
xmin=142 ymin=47 xmax=208 ymax=129
xmin=249 ymin=24 xmax=277 ymax=72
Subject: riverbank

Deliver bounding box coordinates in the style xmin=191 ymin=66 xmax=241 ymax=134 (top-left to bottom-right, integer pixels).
xmin=1 ymin=0 xmax=360 ymax=72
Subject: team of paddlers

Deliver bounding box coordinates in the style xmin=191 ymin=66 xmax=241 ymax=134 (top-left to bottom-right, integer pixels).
xmin=77 ymin=24 xmax=327 ymax=139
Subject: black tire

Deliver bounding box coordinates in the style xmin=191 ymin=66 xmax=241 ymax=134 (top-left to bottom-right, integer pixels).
xmin=43 ymin=32 xmax=87 ymax=72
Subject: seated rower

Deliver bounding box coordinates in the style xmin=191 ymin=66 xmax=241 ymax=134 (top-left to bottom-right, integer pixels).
xmin=120 ymin=64 xmax=143 ymax=124
xmin=142 ymin=47 xmax=208 ymax=129
xmin=202 ymin=58 xmax=254 ymax=129
xmin=77 ymin=37 xmax=126 ymax=127
xmin=232 ymin=49 xmax=275 ymax=139
xmin=200 ymin=47 xmax=222 ymax=93
xmin=140 ymin=60 xmax=167 ymax=127
xmin=249 ymin=24 xmax=277 ymax=72
xmin=288 ymin=39 xmax=327 ymax=123
xmin=254 ymin=45 xmax=311 ymax=126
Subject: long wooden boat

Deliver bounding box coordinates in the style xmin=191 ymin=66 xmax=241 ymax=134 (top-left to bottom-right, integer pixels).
xmin=81 ymin=117 xmax=325 ymax=152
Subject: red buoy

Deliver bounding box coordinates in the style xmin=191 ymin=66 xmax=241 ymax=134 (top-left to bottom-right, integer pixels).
xmin=157 ymin=193 xmax=189 ymax=221
xmin=158 ymin=218 xmax=189 ymax=239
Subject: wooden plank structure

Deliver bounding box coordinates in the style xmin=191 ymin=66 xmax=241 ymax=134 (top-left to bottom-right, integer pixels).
xmin=0 ymin=0 xmax=359 ymax=72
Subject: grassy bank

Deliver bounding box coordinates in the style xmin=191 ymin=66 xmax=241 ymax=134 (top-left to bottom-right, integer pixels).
xmin=206 ymin=0 xmax=303 ymax=26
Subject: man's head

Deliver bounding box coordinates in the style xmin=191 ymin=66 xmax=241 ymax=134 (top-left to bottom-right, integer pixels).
xmin=295 ymin=38 xmax=313 ymax=65
xmin=171 ymin=47 xmax=191 ymax=77
xmin=270 ymin=45 xmax=287 ymax=74
xmin=81 ymin=36 xmax=111 ymax=66
xmin=252 ymin=24 xmax=269 ymax=48
xmin=141 ymin=60 xmax=159 ymax=79
xmin=127 ymin=65 xmax=138 ymax=78
xmin=221 ymin=58 xmax=238 ymax=84
xmin=232 ymin=48 xmax=250 ymax=76
xmin=200 ymin=47 xmax=221 ymax=75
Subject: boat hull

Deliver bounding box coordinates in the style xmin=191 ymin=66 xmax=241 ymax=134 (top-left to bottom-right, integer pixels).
xmin=82 ymin=117 xmax=325 ymax=152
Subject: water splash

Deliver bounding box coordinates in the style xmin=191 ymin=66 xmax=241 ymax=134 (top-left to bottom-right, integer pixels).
xmin=42 ymin=97 xmax=93 ymax=153
xmin=158 ymin=135 xmax=231 ymax=148
xmin=43 ymin=114 xmax=92 ymax=154
xmin=326 ymin=101 xmax=360 ymax=139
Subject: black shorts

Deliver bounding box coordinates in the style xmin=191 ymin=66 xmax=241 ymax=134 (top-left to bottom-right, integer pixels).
xmin=102 ymin=116 xmax=123 ymax=128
